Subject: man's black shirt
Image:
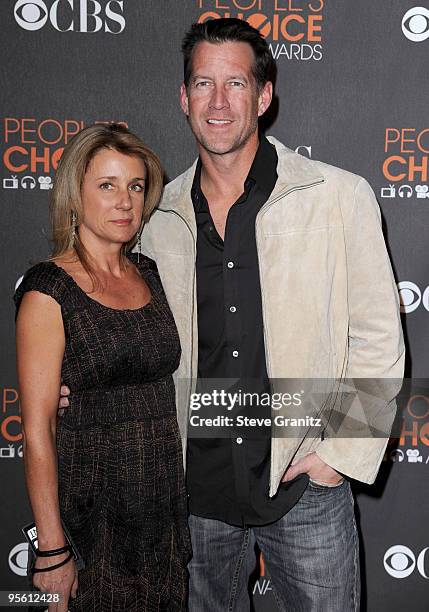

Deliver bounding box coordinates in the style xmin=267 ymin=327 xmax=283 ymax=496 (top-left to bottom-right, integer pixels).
xmin=186 ymin=135 xmax=308 ymax=527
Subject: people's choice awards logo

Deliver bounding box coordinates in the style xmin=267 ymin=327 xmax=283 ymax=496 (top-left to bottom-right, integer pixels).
xmin=381 ymin=128 xmax=429 ymax=199
xmin=384 ymin=545 xmax=429 ymax=579
xmin=397 ymin=281 xmax=429 ymax=314
xmin=384 ymin=391 xmax=429 ymax=466
xmin=196 ymin=1 xmax=324 ymax=61
xmin=14 ymin=0 xmax=125 ymax=34
xmin=402 ymin=7 xmax=429 ymax=42
xmin=0 ymin=386 xmax=23 ymax=460
xmin=8 ymin=543 xmax=28 ymax=577
xmin=2 ymin=117 xmax=128 ymax=191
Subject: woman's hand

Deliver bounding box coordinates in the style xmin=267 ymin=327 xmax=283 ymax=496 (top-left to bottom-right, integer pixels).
xmin=33 ymin=553 xmax=78 ymax=612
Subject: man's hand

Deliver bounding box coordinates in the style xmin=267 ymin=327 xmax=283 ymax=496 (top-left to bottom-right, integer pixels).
xmin=58 ymin=385 xmax=70 ymax=416
xmin=281 ymin=452 xmax=343 ymax=485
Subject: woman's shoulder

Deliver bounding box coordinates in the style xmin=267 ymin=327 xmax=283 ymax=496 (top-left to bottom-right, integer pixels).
xmin=16 ymin=260 xmax=65 ymax=293
xmin=128 ymin=251 xmax=163 ymax=292
xmin=128 ymin=251 xmax=159 ymax=275
xmin=14 ymin=260 xmax=70 ymax=314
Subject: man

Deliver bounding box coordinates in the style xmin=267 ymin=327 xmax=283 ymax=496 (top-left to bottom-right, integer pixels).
xmin=139 ymin=18 xmax=404 ymax=611
xmin=60 ymin=17 xmax=403 ymax=611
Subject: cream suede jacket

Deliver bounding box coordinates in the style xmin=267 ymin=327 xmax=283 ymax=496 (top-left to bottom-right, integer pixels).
xmin=140 ymin=137 xmax=405 ymax=496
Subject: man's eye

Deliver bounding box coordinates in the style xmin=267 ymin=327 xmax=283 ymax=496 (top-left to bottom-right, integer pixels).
xmin=230 ymin=81 xmax=245 ymax=87
xmin=195 ymin=81 xmax=210 ymax=88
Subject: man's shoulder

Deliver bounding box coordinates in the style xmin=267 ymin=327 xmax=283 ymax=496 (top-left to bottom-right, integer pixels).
xmin=159 ymin=161 xmax=197 ymax=209
xmin=269 ymin=135 xmax=366 ymax=191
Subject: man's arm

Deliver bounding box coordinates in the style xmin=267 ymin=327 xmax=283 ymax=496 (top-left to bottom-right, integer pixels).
xmin=314 ymin=177 xmax=405 ymax=484
xmin=283 ymin=177 xmax=404 ymax=485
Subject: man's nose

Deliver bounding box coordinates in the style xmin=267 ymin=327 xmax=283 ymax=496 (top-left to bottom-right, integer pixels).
xmin=208 ymin=85 xmax=230 ymax=110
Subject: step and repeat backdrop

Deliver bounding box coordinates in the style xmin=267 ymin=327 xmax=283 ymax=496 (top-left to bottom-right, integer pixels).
xmin=1 ymin=1 xmax=428 ymax=610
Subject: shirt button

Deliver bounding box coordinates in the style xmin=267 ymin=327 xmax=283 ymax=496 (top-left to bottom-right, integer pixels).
xmin=232 ymin=350 xmax=239 ymax=358
xmin=229 ymin=306 xmax=237 ymax=313
xmin=236 ymin=437 xmax=243 ymax=444
xmin=227 ymin=261 xmax=234 ymax=269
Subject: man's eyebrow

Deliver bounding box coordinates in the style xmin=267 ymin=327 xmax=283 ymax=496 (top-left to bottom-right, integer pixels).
xmin=191 ymin=75 xmax=213 ymax=81
xmin=191 ymin=74 xmax=249 ymax=82
xmin=227 ymin=75 xmax=249 ymax=81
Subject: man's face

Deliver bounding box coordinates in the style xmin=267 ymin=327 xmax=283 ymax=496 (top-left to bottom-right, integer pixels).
xmin=180 ymin=41 xmax=272 ymax=156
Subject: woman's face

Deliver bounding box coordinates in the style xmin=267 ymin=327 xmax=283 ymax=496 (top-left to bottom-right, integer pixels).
xmin=78 ymin=148 xmax=146 ymax=248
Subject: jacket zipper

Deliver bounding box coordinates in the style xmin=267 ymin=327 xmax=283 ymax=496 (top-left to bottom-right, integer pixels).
xmin=255 ymin=179 xmax=325 ymax=380
xmin=159 ymin=179 xmax=324 ymax=428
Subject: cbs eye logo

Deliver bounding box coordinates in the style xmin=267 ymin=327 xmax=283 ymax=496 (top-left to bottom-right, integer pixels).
xmin=402 ymin=7 xmax=429 ymax=42
xmin=398 ymin=281 xmax=429 ymax=314
xmin=14 ymin=0 xmax=47 ymax=30
xmin=8 ymin=542 xmax=28 ymax=577
xmin=384 ymin=545 xmax=429 ymax=579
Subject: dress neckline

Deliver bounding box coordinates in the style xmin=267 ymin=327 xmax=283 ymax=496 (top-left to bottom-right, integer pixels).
xmin=48 ymin=253 xmax=155 ymax=313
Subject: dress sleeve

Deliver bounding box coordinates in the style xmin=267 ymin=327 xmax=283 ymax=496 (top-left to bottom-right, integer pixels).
xmin=14 ymin=262 xmax=67 ymax=318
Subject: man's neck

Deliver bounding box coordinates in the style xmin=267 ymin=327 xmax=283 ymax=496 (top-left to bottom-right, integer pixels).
xmin=199 ymin=133 xmax=259 ymax=200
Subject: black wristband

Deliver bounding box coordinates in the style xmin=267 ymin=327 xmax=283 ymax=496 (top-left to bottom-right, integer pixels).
xmin=32 ymin=552 xmax=73 ymax=574
xmin=36 ymin=544 xmax=72 ymax=558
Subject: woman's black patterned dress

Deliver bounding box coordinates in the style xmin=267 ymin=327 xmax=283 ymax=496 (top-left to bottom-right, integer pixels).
xmin=15 ymin=253 xmax=191 ymax=611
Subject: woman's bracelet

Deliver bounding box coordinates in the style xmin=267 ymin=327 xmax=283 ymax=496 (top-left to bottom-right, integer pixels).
xmin=36 ymin=544 xmax=72 ymax=558
xmin=32 ymin=552 xmax=73 ymax=574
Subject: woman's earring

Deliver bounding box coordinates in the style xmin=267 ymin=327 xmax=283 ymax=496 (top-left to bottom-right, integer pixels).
xmin=137 ymin=221 xmax=144 ymax=263
xmin=71 ymin=211 xmax=77 ymax=243
xmin=137 ymin=232 xmax=141 ymax=263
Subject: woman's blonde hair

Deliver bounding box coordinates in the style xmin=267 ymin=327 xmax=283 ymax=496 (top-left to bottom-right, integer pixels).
xmin=50 ymin=123 xmax=163 ymax=288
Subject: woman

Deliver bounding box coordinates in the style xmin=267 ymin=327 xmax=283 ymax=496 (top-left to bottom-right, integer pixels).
xmin=15 ymin=124 xmax=190 ymax=611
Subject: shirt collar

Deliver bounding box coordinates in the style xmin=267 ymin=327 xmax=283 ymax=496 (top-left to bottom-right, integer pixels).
xmin=247 ymin=133 xmax=278 ymax=197
xmin=191 ymin=133 xmax=278 ymax=212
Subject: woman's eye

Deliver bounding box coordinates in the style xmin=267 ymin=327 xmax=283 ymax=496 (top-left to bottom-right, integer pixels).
xmin=130 ymin=184 xmax=144 ymax=192
xmin=100 ymin=183 xmax=113 ymax=190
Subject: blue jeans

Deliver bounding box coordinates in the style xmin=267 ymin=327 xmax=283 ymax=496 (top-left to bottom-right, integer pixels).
xmin=188 ymin=479 xmax=360 ymax=611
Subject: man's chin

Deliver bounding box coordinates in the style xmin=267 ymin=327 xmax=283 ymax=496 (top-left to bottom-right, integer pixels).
xmin=196 ymin=135 xmax=251 ymax=156
xmin=202 ymin=143 xmax=236 ymax=155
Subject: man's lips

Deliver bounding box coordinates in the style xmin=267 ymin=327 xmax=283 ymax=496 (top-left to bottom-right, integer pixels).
xmin=206 ymin=119 xmax=233 ymax=125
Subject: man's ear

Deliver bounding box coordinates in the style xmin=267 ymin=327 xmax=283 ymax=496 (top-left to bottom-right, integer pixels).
xmin=180 ymin=83 xmax=189 ymax=116
xmin=258 ymin=81 xmax=273 ymax=117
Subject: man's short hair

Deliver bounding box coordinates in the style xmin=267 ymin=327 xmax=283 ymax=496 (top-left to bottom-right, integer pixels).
xmin=182 ymin=18 xmax=275 ymax=90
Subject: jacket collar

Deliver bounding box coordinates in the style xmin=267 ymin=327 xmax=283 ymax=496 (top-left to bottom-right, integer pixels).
xmin=266 ymin=136 xmax=324 ymax=198
xmin=158 ymin=158 xmax=198 ymax=231
xmin=158 ymin=135 xmax=324 ymax=221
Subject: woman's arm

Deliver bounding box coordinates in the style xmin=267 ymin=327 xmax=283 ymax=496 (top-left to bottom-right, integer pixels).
xmin=16 ymin=291 xmax=77 ymax=610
